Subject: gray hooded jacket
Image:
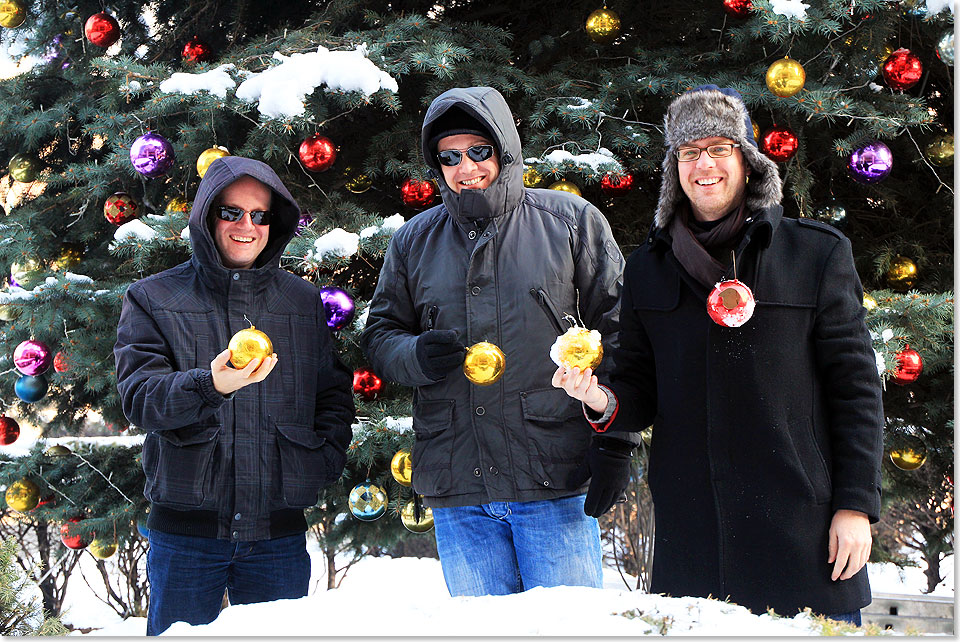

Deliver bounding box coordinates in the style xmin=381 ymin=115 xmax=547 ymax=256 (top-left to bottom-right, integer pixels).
xmin=361 ymin=87 xmax=636 ymax=508
xmin=115 ymin=156 xmax=354 ymax=541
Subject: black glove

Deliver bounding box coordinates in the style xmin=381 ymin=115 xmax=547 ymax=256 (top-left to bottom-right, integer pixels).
xmin=415 ymin=329 xmax=466 ymax=381
xmin=566 ymin=436 xmax=634 ymax=518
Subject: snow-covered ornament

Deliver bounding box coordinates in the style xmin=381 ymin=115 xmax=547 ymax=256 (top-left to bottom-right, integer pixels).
xmin=550 ymin=320 xmax=604 ymax=371
xmin=706 ymin=252 xmax=755 ymax=327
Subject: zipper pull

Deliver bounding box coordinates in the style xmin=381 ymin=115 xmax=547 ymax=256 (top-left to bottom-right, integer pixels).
xmin=426 ymin=305 xmax=439 ymax=330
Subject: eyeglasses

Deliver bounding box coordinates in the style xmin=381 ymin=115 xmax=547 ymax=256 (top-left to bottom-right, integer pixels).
xmin=436 ymin=144 xmax=495 ymax=167
xmin=675 ymin=143 xmax=741 ymax=162
xmin=215 ymin=205 xmax=272 ymax=226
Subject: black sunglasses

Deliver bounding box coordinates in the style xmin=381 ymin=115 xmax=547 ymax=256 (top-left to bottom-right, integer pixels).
xmin=216 ymin=205 xmax=272 ymax=226
xmin=436 ymin=144 xmax=495 ymax=167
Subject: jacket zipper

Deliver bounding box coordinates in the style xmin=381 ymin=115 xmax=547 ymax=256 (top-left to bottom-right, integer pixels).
xmin=425 ymin=305 xmax=439 ymax=331
xmin=529 ymin=288 xmax=566 ymax=335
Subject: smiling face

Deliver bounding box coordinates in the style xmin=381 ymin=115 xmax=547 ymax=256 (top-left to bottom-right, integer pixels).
xmin=212 ymin=176 xmax=271 ymax=270
xmin=677 ymin=136 xmax=751 ymax=222
xmin=436 ymin=134 xmax=500 ymax=195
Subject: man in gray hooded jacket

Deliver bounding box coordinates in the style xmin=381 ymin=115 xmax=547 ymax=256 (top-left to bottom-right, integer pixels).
xmin=362 ymin=87 xmax=638 ymax=596
xmin=115 ymin=156 xmax=354 ymax=634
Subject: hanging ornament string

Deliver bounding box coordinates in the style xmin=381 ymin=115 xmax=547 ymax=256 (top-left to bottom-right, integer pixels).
xmin=706 ymin=250 xmax=756 ymax=328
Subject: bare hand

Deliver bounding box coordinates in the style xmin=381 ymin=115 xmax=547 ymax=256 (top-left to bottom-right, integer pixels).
xmin=827 ymin=509 xmax=872 ymax=581
xmin=551 ymin=366 xmax=607 ymax=413
xmin=210 ymin=348 xmax=278 ymax=396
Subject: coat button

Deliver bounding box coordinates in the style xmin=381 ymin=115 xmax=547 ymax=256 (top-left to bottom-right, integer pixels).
xmin=475 ymin=406 xmax=485 ymax=416
xmin=232 ymin=531 xmax=239 ymax=539
xmin=473 ymin=468 xmax=481 ymax=477
xmin=234 ymin=513 xmax=242 ymax=520
xmin=489 ymin=466 xmax=499 ymax=475
xmin=483 ymin=231 xmax=490 ymax=237
xmin=542 ymin=481 xmax=551 ymax=487
xmin=471 ymin=286 xmax=481 ymax=296
xmin=468 ymin=230 xmax=477 ymax=239
xmin=232 ymin=273 xmax=240 ymax=280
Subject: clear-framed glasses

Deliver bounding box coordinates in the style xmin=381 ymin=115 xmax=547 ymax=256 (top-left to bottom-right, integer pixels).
xmin=437 ymin=144 xmax=495 ymax=167
xmin=675 ymin=143 xmax=742 ymax=162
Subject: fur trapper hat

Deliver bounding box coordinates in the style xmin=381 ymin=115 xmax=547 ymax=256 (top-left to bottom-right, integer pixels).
xmin=654 ymin=85 xmax=782 ymax=228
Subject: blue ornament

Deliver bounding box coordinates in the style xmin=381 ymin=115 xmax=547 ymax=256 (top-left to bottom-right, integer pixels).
xmin=348 ymin=481 xmax=387 ymax=521
xmin=15 ymin=374 xmax=48 ymax=403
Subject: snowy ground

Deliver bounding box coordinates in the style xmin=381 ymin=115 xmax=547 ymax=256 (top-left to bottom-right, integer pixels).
xmin=59 ymin=535 xmax=952 ymax=637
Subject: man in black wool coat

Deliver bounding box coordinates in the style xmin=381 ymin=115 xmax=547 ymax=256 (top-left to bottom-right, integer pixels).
xmin=553 ymin=85 xmax=884 ymax=626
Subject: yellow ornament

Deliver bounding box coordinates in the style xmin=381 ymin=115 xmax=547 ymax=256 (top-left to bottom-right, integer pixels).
xmin=548 ymin=180 xmax=582 ymax=197
xmin=228 ymin=325 xmax=273 ymax=369
xmin=925 ymin=133 xmax=954 ymax=167
xmin=752 ymin=121 xmax=760 ymax=142
xmin=89 ymin=539 xmax=118 ymax=559
xmin=344 ymin=167 xmax=373 ymax=194
xmin=45 ymin=444 xmax=72 ymax=457
xmin=390 ymin=449 xmax=412 ymax=487
xmin=0 ymin=303 xmax=21 ymax=321
xmin=523 ymin=166 xmax=543 ymax=188
xmin=0 ymin=0 xmax=26 ymax=28
xmin=10 ymin=258 xmax=42 ymax=289
xmin=890 ymin=438 xmax=926 ymax=471
xmin=640 ymin=425 xmax=652 ymax=447
xmin=5 ymin=478 xmax=39 ymax=513
xmin=165 ymin=197 xmax=191 ymax=215
xmin=765 ymin=57 xmax=805 ymax=98
xmin=585 ymin=7 xmax=621 ymax=45
xmin=552 ymin=326 xmax=604 ymax=371
xmin=196 ymin=146 xmax=229 ymax=178
xmin=862 ymin=293 xmax=878 ymax=311
xmin=885 ymin=256 xmax=918 ymax=292
xmin=52 ymin=243 xmax=84 ymax=271
xmin=463 ymin=341 xmax=506 ymax=386
xmin=400 ymin=499 xmax=434 ymax=533
xmin=8 ymin=152 xmax=41 ymax=182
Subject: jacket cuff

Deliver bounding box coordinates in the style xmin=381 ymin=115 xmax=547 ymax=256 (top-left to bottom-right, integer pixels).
xmin=585 ymin=385 xmax=618 ymax=433
xmin=193 ymin=369 xmax=233 ymax=408
xmin=832 ymin=486 xmax=881 ymax=524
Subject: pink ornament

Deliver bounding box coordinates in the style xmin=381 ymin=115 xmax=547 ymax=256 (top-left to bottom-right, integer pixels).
xmin=707 ymin=279 xmax=755 ymax=327
xmin=13 ymin=339 xmax=52 ymax=376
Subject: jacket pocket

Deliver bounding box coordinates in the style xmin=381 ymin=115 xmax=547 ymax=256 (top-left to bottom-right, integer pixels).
xmin=144 ymin=424 xmax=221 ymax=509
xmin=411 ymin=399 xmax=454 ymax=496
xmin=518 ymin=388 xmax=589 ymax=490
xmin=529 ymin=288 xmax=566 ymax=335
xmin=276 ymin=423 xmax=338 ymax=509
xmin=786 ymin=416 xmax=832 ymax=504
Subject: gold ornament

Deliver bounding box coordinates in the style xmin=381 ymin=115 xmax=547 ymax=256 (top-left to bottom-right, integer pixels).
xmin=463 ymin=342 xmax=505 ymax=386
xmin=752 ymin=121 xmax=760 ymax=142
xmin=890 ymin=438 xmax=927 ymax=471
xmin=390 ymin=449 xmax=412 ymax=487
xmin=89 ymin=538 xmax=118 ymax=559
xmin=228 ymin=326 xmax=273 ymax=369
xmin=165 ymin=197 xmax=191 ymax=215
xmin=585 ymin=7 xmax=621 ymax=45
xmin=862 ymin=293 xmax=877 ymax=311
xmin=0 ymin=0 xmax=26 ymax=28
xmin=885 ymin=256 xmax=918 ymax=292
xmin=5 ymin=478 xmax=39 ymax=512
xmin=548 ymin=180 xmax=582 ymax=196
xmin=8 ymin=153 xmax=41 ymax=182
xmin=196 ymin=146 xmax=229 ymax=178
xmin=553 ymin=326 xmax=604 ymax=371
xmin=0 ymin=303 xmax=21 ymax=321
xmin=523 ymin=166 xmax=543 ymax=188
xmin=640 ymin=425 xmax=652 ymax=447
xmin=45 ymin=444 xmax=72 ymax=457
xmin=10 ymin=258 xmax=42 ymax=289
xmin=765 ymin=57 xmax=805 ymax=98
xmin=344 ymin=167 xmax=373 ymax=194
xmin=400 ymin=499 xmax=434 ymax=533
xmin=52 ymin=243 xmax=84 ymax=271
xmin=925 ymin=133 xmax=954 ymax=167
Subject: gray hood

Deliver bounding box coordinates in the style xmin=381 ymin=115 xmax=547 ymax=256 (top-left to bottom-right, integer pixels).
xmin=421 ymin=87 xmax=524 ymax=223
xmin=188 ymin=156 xmax=300 ymax=288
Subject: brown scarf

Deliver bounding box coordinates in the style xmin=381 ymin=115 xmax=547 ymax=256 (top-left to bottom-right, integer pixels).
xmin=669 ymin=200 xmax=748 ymax=289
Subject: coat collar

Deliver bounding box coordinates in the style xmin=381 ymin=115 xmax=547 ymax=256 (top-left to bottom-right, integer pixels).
xmin=646 ymin=202 xmax=783 ymax=252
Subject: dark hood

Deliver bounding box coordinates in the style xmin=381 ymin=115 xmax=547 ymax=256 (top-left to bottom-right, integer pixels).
xmin=421 ymin=87 xmax=524 ymax=223
xmin=188 ymin=156 xmax=300 ymax=286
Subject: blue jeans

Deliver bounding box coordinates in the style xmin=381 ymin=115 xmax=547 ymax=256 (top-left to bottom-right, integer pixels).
xmin=824 ymin=610 xmax=862 ymax=626
xmin=432 ymin=494 xmax=603 ymax=596
xmin=146 ymin=530 xmax=310 ymax=635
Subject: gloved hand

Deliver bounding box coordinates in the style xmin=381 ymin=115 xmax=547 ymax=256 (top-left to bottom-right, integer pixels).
xmin=415 ymin=329 xmax=466 ymax=381
xmin=566 ymin=436 xmax=634 ymax=517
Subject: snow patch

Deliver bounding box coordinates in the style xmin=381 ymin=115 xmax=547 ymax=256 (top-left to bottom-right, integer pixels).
xmin=159 ymin=64 xmax=237 ymax=99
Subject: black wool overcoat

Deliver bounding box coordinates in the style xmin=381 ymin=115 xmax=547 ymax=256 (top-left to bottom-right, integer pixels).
xmin=602 ymin=204 xmax=883 ymax=617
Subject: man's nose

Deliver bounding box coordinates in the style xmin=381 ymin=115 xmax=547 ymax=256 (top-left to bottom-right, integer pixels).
xmin=695 ymin=151 xmax=717 ymax=169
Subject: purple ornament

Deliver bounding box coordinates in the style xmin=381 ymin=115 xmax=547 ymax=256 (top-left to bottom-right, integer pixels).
xmin=296 ymin=213 xmax=313 ymax=237
xmin=13 ymin=339 xmax=52 ymax=376
xmin=848 ymin=141 xmax=893 ymax=184
xmin=319 ymin=286 xmax=356 ymax=331
xmin=130 ymin=132 xmax=175 ymax=178
xmin=7 ymin=274 xmax=20 ymax=289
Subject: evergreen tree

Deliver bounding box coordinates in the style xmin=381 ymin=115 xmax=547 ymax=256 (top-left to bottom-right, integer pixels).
xmin=0 ymin=0 xmax=952 ymax=613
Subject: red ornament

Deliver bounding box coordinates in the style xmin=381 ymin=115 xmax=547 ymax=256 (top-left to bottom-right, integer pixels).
xmin=0 ymin=416 xmax=19 ymax=445
xmin=722 ymin=0 xmax=753 ymax=18
xmin=53 ymin=351 xmax=69 ymax=373
xmin=891 ymin=345 xmax=923 ymax=385
xmin=298 ymin=135 xmax=337 ymax=172
xmin=103 ymin=192 xmax=140 ymax=225
xmin=182 ymin=35 xmax=213 ymax=64
xmin=760 ymin=126 xmax=799 ymax=162
xmin=400 ymin=178 xmax=436 ymax=208
xmin=882 ymin=48 xmax=923 ymax=91
xmin=84 ymin=12 xmax=121 ymax=48
xmin=600 ymin=172 xmax=634 ymax=196
xmin=352 ymin=367 xmax=384 ymax=401
xmin=60 ymin=517 xmax=91 ymax=550
xmin=707 ymin=279 xmax=755 ymax=327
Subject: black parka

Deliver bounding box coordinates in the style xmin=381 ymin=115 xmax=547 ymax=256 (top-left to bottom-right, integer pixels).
xmin=361 ymin=87 xmax=637 ymax=508
xmin=603 ymin=204 xmax=884 ymax=616
xmin=114 ymin=157 xmax=355 ymax=541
